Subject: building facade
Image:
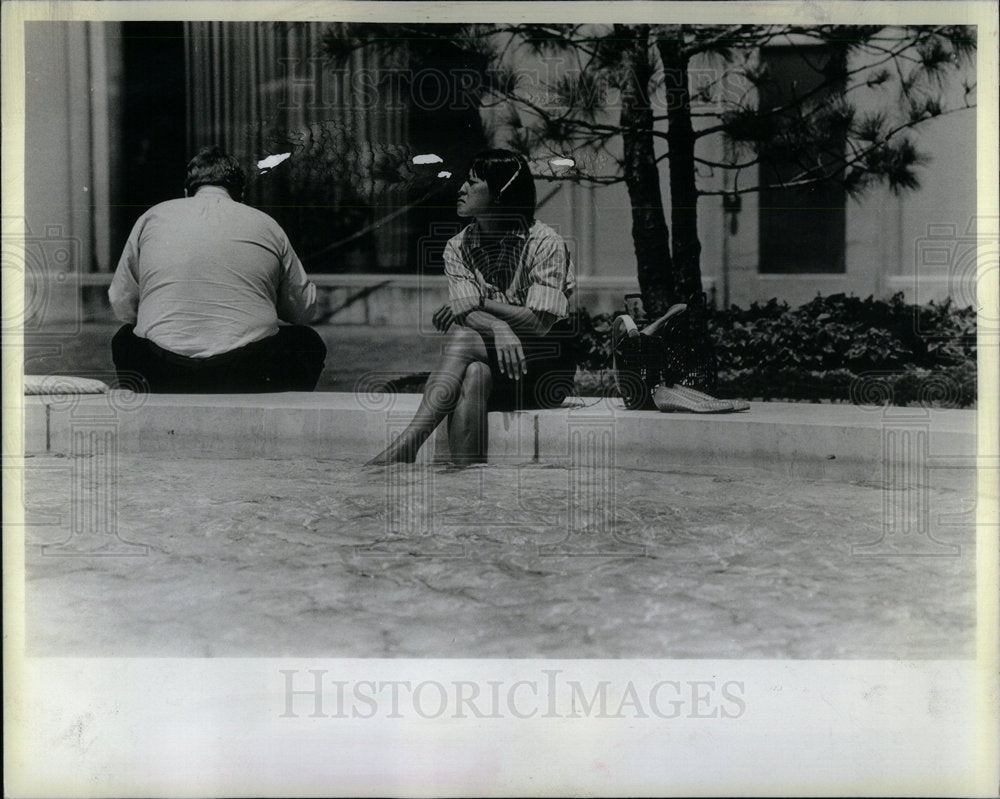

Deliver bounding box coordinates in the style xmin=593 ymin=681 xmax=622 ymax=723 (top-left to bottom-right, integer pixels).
xmin=23 ymin=22 xmax=979 ymax=327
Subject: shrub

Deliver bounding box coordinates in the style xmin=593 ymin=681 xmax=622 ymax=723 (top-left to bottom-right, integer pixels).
xmin=710 ymin=292 xmax=976 ymax=374
xmin=576 ymin=293 xmax=977 ymax=407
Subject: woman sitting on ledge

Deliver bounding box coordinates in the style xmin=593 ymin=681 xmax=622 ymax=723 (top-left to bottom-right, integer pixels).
xmin=367 ymin=149 xmax=576 ymax=466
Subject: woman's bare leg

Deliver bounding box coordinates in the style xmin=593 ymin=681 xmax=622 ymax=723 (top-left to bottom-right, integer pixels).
xmin=448 ymin=361 xmax=492 ymax=466
xmin=366 ymin=327 xmax=489 ymax=465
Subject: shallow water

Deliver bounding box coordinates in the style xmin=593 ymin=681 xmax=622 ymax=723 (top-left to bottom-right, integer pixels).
xmin=23 ymin=455 xmax=975 ymax=658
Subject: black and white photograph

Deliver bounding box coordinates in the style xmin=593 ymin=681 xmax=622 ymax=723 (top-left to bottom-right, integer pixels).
xmin=4 ymin=1 xmax=998 ymax=795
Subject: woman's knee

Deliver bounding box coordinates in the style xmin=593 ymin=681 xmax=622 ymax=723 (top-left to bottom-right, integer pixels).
xmin=460 ymin=361 xmax=492 ymax=400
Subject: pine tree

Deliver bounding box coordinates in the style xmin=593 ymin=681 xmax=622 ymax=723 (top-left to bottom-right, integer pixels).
xmin=322 ymin=23 xmax=976 ymax=352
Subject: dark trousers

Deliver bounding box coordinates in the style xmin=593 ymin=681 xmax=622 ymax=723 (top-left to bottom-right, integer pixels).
xmin=112 ymin=324 xmax=327 ymax=393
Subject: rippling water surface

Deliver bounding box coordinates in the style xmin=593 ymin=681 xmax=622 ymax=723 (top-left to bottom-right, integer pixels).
xmin=24 ymin=455 xmax=975 ymax=658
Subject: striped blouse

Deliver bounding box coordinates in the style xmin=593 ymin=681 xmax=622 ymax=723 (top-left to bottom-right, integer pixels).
xmin=444 ymin=220 xmax=576 ymax=320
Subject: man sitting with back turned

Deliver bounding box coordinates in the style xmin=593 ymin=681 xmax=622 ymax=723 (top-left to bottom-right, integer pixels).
xmin=109 ymin=146 xmax=326 ymax=392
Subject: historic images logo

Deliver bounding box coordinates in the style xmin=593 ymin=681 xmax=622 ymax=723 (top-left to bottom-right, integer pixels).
xmin=280 ymin=668 xmax=746 ymax=720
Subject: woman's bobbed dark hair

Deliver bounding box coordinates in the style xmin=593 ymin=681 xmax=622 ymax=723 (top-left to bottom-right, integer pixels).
xmin=185 ymin=146 xmax=246 ymax=199
xmin=469 ymin=149 xmax=536 ymax=225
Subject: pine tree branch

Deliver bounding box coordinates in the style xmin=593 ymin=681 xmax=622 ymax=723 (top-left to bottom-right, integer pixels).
xmin=698 ymin=102 xmax=974 ymax=197
xmin=532 ymin=172 xmax=625 ymax=186
xmin=679 ymin=24 xmax=797 ymax=59
xmin=695 ymin=154 xmax=761 ymax=170
xmin=693 ymin=31 xmax=954 ymax=141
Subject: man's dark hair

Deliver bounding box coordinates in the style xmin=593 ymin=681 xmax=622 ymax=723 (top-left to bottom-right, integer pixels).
xmin=469 ymin=149 xmax=536 ymax=225
xmin=184 ymin=146 xmax=246 ymax=199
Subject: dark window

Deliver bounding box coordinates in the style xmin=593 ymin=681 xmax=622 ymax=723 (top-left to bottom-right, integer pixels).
xmin=758 ymin=46 xmax=846 ymax=274
xmin=119 ymin=22 xmax=186 ymax=254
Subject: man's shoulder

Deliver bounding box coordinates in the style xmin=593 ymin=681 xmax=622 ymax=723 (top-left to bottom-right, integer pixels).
xmin=199 ymin=199 xmax=291 ymax=241
xmin=231 ymin=200 xmax=276 ymax=221
xmin=151 ymin=197 xmax=286 ymax=228
xmin=143 ymin=198 xmax=187 ymax=216
xmin=232 ymin=203 xmax=290 ymax=236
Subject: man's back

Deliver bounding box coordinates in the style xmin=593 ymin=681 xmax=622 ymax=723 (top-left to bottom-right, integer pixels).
xmin=110 ymin=186 xmax=316 ymax=358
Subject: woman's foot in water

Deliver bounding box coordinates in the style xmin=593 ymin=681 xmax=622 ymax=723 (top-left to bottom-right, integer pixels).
xmin=365 ymin=436 xmax=419 ymax=466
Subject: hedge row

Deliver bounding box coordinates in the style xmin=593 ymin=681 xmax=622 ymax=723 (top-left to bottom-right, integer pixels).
xmin=570 ymin=293 xmax=977 ymax=407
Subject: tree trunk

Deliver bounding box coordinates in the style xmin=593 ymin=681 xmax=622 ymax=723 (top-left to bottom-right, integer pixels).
xmin=656 ymin=30 xmax=703 ymax=301
xmin=616 ymin=24 xmax=673 ymax=319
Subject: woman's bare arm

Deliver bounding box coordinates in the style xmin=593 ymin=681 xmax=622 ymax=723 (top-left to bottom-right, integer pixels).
xmin=435 ymin=300 xmax=557 ymax=337
xmin=479 ymin=299 xmax=557 ymax=336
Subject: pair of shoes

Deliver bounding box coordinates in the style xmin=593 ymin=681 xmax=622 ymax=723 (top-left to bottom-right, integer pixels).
xmin=652 ymin=384 xmax=750 ymax=413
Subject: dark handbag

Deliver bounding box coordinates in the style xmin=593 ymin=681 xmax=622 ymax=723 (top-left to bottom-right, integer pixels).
xmin=661 ymin=292 xmax=719 ymax=394
xmin=611 ymin=292 xmax=718 ymax=409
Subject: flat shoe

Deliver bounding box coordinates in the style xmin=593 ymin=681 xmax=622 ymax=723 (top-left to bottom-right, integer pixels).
xmin=665 ymin=384 xmax=750 ymax=412
xmin=652 ymin=384 xmax=748 ymax=413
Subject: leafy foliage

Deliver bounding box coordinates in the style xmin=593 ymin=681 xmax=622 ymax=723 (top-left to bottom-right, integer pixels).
xmin=711 ymin=292 xmax=975 ymax=371
xmin=573 ymin=293 xmax=977 ymax=407
xmin=712 ymin=362 xmax=976 ymax=407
